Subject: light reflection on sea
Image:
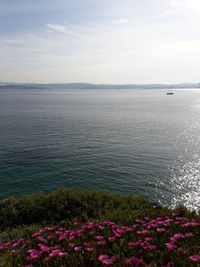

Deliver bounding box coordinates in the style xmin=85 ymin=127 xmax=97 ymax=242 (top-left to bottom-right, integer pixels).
xmin=170 ymin=106 xmax=200 ymax=212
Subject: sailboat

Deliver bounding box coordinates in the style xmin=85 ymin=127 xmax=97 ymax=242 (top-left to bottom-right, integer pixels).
xmin=166 ymin=86 xmax=174 ymax=95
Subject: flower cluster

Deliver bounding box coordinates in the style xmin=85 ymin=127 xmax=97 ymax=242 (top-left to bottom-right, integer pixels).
xmin=0 ymin=215 xmax=199 ymax=266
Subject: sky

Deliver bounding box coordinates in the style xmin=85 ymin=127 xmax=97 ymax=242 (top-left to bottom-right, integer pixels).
xmin=0 ymin=0 xmax=200 ymax=84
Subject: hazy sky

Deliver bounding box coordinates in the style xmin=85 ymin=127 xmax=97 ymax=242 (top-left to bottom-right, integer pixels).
xmin=1 ymin=0 xmax=200 ymax=84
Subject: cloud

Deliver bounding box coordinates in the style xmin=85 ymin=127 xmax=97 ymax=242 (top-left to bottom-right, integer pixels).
xmin=153 ymin=10 xmax=175 ymax=20
xmin=169 ymin=0 xmax=183 ymax=6
xmin=111 ymin=19 xmax=128 ymax=25
xmin=168 ymin=0 xmax=200 ymax=13
xmin=186 ymin=0 xmax=200 ymax=14
xmin=47 ymin=23 xmax=66 ymax=33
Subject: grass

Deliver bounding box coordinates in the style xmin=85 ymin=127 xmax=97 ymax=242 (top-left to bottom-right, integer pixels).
xmin=0 ymin=189 xmax=199 ymax=266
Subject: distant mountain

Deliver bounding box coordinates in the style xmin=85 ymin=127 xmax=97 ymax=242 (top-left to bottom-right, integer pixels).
xmin=0 ymin=82 xmax=200 ymax=90
xmin=0 ymin=84 xmax=43 ymax=89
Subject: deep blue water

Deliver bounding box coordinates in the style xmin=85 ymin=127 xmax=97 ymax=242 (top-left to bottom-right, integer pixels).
xmin=0 ymin=88 xmax=200 ymax=211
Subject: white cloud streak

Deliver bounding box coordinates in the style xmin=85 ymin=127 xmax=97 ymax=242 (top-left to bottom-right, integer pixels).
xmin=47 ymin=24 xmax=66 ymax=33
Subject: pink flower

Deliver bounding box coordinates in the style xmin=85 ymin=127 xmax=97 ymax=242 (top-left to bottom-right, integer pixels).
xmin=52 ymin=244 xmax=61 ymax=250
xmin=172 ymin=233 xmax=185 ymax=240
xmin=165 ymin=219 xmax=173 ymax=223
xmin=148 ymin=223 xmax=158 ymax=228
xmin=74 ymin=246 xmax=82 ymax=252
xmin=131 ymin=256 xmax=143 ymax=264
xmin=46 ymin=226 xmax=56 ymax=231
xmin=137 ymin=230 xmax=150 ymax=235
xmin=141 ymin=241 xmax=148 ymax=246
xmin=44 ymin=256 xmax=52 ymax=262
xmin=145 ymin=237 xmax=153 ymax=242
xmin=112 ymin=230 xmax=121 ymax=237
xmin=69 ymin=236 xmax=75 ymax=241
xmin=103 ymin=259 xmax=113 ymax=266
xmin=47 ymin=235 xmax=54 ymax=240
xmin=59 ymin=233 xmax=67 ymax=241
xmin=77 ymin=230 xmax=84 ymax=237
xmin=68 ymin=243 xmax=75 ymax=248
xmin=189 ymin=255 xmax=200 ymax=262
xmin=11 ymin=249 xmax=20 ymax=254
xmin=0 ymin=243 xmax=10 ymax=251
xmin=156 ymin=228 xmax=166 ymax=233
xmin=98 ymin=254 xmax=109 ymax=262
xmin=89 ymin=231 xmax=95 ymax=235
xmin=36 ymin=236 xmax=47 ymax=243
xmin=86 ymin=247 xmax=95 ymax=252
xmin=175 ymin=217 xmax=188 ymax=221
xmin=177 ymin=248 xmax=183 ymax=253
xmin=22 ymin=240 xmax=31 ymax=249
xmin=82 ymin=223 xmax=95 ymax=229
xmin=116 ymin=229 xmax=125 ymax=235
xmin=27 ymin=249 xmax=42 ymax=259
xmin=124 ymin=259 xmax=132 ymax=265
xmin=73 ymin=222 xmax=80 ymax=225
xmin=125 ymin=228 xmax=134 ymax=232
xmin=185 ymin=232 xmax=193 ymax=238
xmin=156 ymin=217 xmax=164 ymax=221
xmin=165 ymin=243 xmax=177 ymax=250
xmin=135 ymin=219 xmax=143 ymax=223
xmin=58 ymin=252 xmax=68 ymax=258
xmin=83 ymin=242 xmax=91 ymax=247
xmin=32 ymin=232 xmax=40 ymax=237
xmin=98 ymin=225 xmax=105 ymax=230
xmin=38 ymin=244 xmax=50 ymax=252
xmin=166 ymin=261 xmax=174 ymax=267
xmin=112 ymin=255 xmax=120 ymax=261
xmin=97 ymin=241 xmax=106 ymax=246
xmin=183 ymin=222 xmax=199 ymax=228
xmin=49 ymin=250 xmax=61 ymax=258
xmin=55 ymin=231 xmax=63 ymax=236
xmin=12 ymin=241 xmax=21 ymax=247
xmin=143 ymin=245 xmax=156 ymax=250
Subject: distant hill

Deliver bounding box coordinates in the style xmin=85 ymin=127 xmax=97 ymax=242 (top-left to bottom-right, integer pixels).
xmin=0 ymin=82 xmax=200 ymax=89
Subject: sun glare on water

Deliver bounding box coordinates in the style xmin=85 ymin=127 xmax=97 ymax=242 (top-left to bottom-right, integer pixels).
xmin=171 ymin=110 xmax=200 ymax=212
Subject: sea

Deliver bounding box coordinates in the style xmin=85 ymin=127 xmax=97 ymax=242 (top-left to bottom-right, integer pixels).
xmin=0 ymin=88 xmax=200 ymax=211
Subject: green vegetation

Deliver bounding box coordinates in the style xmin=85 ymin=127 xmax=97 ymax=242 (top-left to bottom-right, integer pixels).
xmin=0 ymin=189 xmax=199 ymax=266
xmin=0 ymin=189 xmax=172 ymax=231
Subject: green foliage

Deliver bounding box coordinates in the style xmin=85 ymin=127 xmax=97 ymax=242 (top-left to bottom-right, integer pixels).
xmin=0 ymin=189 xmax=199 ymax=232
xmin=0 ymin=189 xmax=167 ymax=231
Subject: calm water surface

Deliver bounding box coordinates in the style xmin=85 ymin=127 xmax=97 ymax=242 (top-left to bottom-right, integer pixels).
xmin=0 ymin=89 xmax=200 ymax=211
